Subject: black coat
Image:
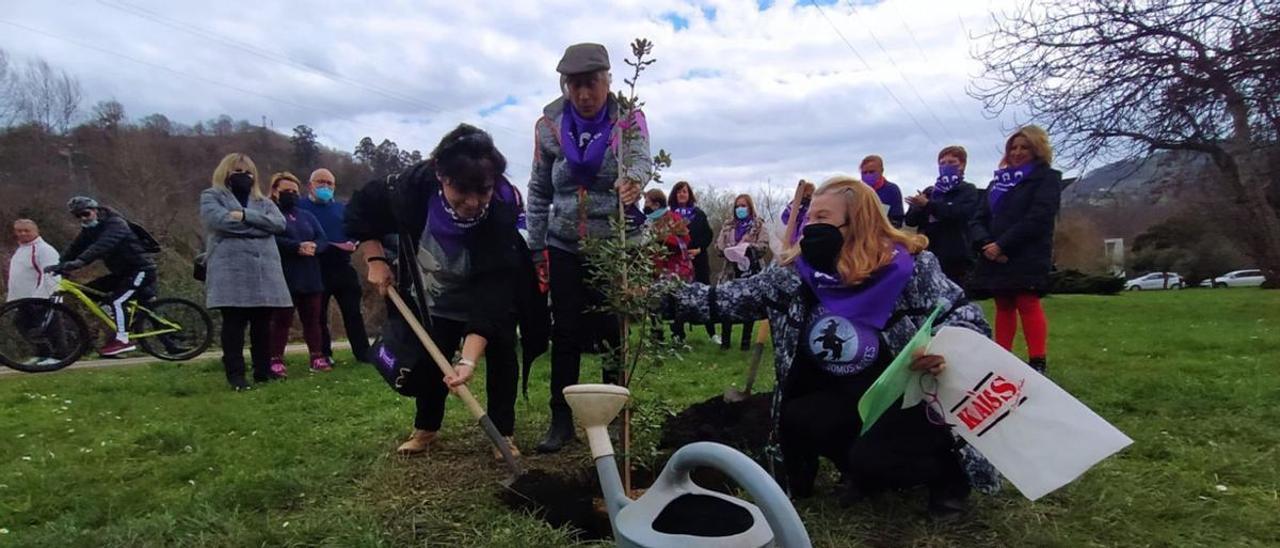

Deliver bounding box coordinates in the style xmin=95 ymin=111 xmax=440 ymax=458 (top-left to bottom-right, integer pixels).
xmin=62 ymin=207 xmax=155 ymax=274
xmin=904 ymin=181 xmax=979 ymax=271
xmin=967 ymin=164 xmax=1062 ymax=295
xmin=344 ymin=163 xmax=549 ymax=352
xmin=683 ymin=206 xmax=714 ymax=284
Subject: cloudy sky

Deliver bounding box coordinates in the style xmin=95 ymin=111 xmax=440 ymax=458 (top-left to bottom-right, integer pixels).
xmin=0 ymin=0 xmax=1044 ymax=200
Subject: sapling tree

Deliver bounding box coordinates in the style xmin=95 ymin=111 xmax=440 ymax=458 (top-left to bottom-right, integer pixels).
xmin=579 ymin=38 xmax=674 ymax=494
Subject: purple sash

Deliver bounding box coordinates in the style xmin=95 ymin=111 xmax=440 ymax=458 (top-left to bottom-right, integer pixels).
xmin=560 ymin=102 xmax=614 ymax=188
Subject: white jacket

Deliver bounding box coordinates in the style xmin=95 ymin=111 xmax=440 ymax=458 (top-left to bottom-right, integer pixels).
xmin=6 ymin=237 xmax=61 ymax=301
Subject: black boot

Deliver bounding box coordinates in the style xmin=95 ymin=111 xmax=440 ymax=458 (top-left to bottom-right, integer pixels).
xmin=536 ymin=405 xmax=576 ymax=453
xmin=1028 ymin=356 xmax=1047 ymax=374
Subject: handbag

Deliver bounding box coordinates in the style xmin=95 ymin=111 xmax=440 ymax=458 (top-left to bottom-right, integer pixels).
xmin=369 ymin=306 xmax=426 ymax=397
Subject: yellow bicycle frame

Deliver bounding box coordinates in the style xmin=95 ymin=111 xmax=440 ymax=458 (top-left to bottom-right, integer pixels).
xmin=54 ymin=279 xmax=182 ymax=340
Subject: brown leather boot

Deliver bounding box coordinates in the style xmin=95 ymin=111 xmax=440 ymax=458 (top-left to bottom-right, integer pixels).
xmin=396 ymin=429 xmax=438 ymax=455
xmin=492 ymin=436 xmax=521 ymax=461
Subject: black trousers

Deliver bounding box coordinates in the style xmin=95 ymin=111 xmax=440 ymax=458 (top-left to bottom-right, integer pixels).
xmin=16 ymin=302 xmax=66 ymax=357
xmin=87 ymin=269 xmax=157 ymax=341
xmin=939 ymin=260 xmax=972 ymax=290
xmin=673 ymin=252 xmax=715 ymax=338
xmin=780 ymin=366 xmax=966 ymax=497
xmin=319 ymin=263 xmax=370 ymax=362
xmin=548 ymin=247 xmax=621 ymax=410
xmin=409 ymin=316 xmax=518 ymax=435
xmin=219 ymin=307 xmax=274 ymax=382
xmin=720 ymin=320 xmax=756 ymax=350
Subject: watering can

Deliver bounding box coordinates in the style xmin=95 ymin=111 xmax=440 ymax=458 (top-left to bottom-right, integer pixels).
xmin=564 ymin=384 xmax=812 ymax=547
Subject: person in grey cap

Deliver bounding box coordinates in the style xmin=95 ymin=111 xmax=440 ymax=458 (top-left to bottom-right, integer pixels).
xmin=528 ymin=42 xmax=651 ymax=453
xmin=47 ymin=196 xmax=158 ymax=357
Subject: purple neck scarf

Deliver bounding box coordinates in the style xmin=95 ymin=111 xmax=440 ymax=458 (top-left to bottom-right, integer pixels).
xmin=734 ymin=218 xmax=753 ymax=242
xmin=560 ymin=101 xmax=614 ymax=189
xmin=795 ymin=244 xmax=914 ymax=325
xmin=933 ymin=165 xmax=962 ymax=198
xmin=673 ymin=205 xmax=697 ymax=220
xmin=425 ymin=190 xmax=478 ymax=259
xmin=987 ymin=163 xmax=1036 ymax=213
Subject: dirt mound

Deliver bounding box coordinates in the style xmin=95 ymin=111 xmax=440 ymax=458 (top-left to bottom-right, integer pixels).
xmin=658 ymin=392 xmax=773 ymax=455
xmin=498 ymin=468 xmax=612 ymax=541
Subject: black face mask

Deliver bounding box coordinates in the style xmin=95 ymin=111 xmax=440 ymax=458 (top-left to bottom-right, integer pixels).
xmin=276 ymin=191 xmax=299 ymax=210
xmin=227 ymin=172 xmax=255 ymax=196
xmin=800 ymin=223 xmax=846 ymax=273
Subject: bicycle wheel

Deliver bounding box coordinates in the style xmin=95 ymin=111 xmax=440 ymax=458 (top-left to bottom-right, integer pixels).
xmin=134 ymin=298 xmax=214 ymax=361
xmin=0 ymin=298 xmax=91 ymax=372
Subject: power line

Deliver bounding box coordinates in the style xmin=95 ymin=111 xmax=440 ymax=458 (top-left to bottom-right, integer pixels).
xmin=841 ymin=0 xmax=959 ymax=142
xmin=883 ymin=0 xmax=1011 ymax=150
xmin=807 ymin=0 xmax=942 ymax=148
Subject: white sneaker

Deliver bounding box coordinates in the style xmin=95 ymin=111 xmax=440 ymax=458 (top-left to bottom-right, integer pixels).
xmin=710 ymin=334 xmax=722 ymax=345
xmin=36 ymin=358 xmax=61 ymax=367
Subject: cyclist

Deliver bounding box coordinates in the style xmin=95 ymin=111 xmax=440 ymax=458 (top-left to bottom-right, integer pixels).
xmin=46 ymin=196 xmax=158 ymax=357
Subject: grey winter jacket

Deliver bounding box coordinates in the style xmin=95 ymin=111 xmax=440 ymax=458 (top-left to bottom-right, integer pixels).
xmin=667 ymin=250 xmax=1001 ymax=494
xmin=198 ymin=188 xmax=292 ymax=309
xmin=527 ymin=96 xmax=652 ymax=253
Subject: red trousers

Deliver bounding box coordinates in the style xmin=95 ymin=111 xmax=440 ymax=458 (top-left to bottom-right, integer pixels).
xmin=993 ymin=293 xmax=1048 ymax=358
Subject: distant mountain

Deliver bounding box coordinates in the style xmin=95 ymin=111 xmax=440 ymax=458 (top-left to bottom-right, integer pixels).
xmin=1063 ymin=150 xmax=1216 ymax=207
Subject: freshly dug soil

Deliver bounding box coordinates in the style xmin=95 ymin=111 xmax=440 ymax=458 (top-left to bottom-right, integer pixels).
xmin=499 ymin=468 xmax=613 ymax=540
xmin=651 ymin=493 xmax=756 ymax=537
xmin=658 ymin=392 xmax=773 ymax=455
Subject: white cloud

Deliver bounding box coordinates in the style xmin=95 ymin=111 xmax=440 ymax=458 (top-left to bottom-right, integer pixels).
xmin=0 ymin=0 xmax=1037 ymax=197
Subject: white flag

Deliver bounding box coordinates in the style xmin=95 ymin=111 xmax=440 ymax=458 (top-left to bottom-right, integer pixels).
xmin=910 ymin=327 xmax=1133 ymax=501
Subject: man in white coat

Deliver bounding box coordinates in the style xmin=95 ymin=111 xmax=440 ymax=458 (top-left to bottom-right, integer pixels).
xmin=7 ymin=219 xmax=62 ymax=366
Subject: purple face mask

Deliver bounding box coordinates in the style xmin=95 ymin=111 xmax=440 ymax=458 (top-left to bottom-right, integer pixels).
xmin=934 ymin=164 xmax=962 ymax=196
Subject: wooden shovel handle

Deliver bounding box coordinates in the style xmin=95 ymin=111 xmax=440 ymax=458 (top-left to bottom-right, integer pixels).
xmin=387 ymin=288 xmax=486 ymax=419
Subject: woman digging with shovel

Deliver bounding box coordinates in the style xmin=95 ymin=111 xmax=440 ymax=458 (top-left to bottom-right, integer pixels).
xmin=345 ymin=124 xmax=548 ymax=460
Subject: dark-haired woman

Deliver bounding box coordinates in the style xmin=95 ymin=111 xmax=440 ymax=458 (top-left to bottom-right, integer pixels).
xmin=668 ymin=181 xmax=715 ymax=343
xmin=968 ymin=125 xmax=1061 ymax=374
xmin=345 ymin=124 xmax=544 ymax=458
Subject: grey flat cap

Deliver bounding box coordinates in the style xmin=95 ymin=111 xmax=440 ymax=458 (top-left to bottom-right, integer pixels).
xmin=556 ymin=43 xmax=610 ymax=75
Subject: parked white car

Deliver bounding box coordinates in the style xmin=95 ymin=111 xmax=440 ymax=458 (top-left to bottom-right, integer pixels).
xmin=1199 ymin=269 xmax=1266 ymax=288
xmin=1126 ymin=272 xmax=1183 ymax=290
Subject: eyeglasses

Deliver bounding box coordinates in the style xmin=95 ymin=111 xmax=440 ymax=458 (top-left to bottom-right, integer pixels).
xmin=918 ymin=374 xmax=952 ymax=428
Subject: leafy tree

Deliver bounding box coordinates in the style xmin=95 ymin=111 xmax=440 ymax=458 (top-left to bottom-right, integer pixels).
xmin=290 ymin=124 xmax=320 ymax=170
xmin=973 ymin=0 xmax=1280 ymax=287
xmin=353 ymin=136 xmax=376 ymax=164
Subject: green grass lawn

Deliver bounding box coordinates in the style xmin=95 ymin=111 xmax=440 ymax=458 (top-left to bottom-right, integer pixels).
xmin=1 ymin=289 xmax=1278 ymax=547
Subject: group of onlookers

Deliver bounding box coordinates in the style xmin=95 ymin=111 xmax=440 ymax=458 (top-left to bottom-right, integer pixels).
xmin=199 ymin=157 xmax=369 ymax=391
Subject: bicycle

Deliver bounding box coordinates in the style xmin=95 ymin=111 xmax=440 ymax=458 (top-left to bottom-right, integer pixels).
xmin=0 ymin=278 xmax=213 ymax=373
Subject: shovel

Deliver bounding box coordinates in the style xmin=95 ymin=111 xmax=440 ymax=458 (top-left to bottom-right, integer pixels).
xmin=725 ymin=321 xmax=770 ymax=403
xmin=386 ymin=288 xmax=523 ymax=478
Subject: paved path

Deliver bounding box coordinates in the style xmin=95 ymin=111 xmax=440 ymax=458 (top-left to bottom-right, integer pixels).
xmin=0 ymin=341 xmax=353 ymax=377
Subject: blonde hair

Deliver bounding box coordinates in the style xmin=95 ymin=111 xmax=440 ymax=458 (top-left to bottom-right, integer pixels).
xmin=211 ymin=153 xmax=264 ymax=199
xmin=269 ymin=171 xmax=302 ymax=192
xmin=782 ymin=176 xmax=926 ymax=286
xmin=1003 ymin=125 xmax=1053 ymax=167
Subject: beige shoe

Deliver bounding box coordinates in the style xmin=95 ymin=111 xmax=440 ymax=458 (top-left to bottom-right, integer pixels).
xmin=396 ymin=429 xmax=438 ymax=455
xmin=493 ymin=436 xmax=521 ymax=461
